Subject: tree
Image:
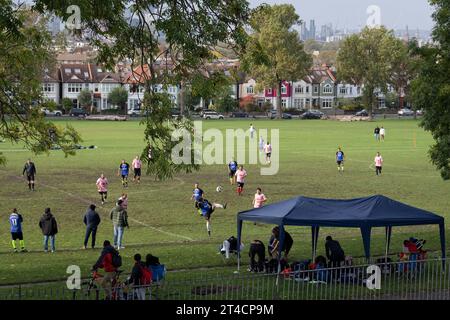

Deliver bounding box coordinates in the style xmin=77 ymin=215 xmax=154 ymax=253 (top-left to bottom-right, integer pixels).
xmin=390 ymin=40 xmax=420 ymax=109
xmin=337 ymin=26 xmax=405 ymax=118
xmin=190 ymin=72 xmax=232 ymax=109
xmin=411 ymin=0 xmax=450 ymax=180
xmin=77 ymin=89 xmax=92 ymax=111
xmin=0 ymin=2 xmax=81 ymax=165
xmin=216 ymin=94 xmax=238 ymax=113
xmin=34 ymin=0 xmax=249 ymax=180
xmin=108 ymin=86 xmax=128 ymax=114
xmin=241 ymin=4 xmax=312 ymax=118
xmin=61 ymin=98 xmax=73 ymax=113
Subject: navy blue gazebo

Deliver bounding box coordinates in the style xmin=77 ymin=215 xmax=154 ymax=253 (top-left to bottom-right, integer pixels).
xmin=236 ymin=195 xmax=446 ymax=270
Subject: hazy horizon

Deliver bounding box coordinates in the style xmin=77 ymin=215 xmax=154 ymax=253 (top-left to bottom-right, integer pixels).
xmin=249 ymin=0 xmax=435 ymax=31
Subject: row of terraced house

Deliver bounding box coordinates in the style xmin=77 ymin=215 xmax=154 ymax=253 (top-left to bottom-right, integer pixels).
xmin=42 ymin=59 xmax=394 ymax=113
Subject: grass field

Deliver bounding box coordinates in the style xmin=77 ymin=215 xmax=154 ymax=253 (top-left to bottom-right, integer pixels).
xmin=0 ymin=118 xmax=449 ymax=286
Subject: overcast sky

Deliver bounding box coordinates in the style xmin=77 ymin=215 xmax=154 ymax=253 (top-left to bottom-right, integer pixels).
xmin=248 ymin=0 xmax=435 ymax=31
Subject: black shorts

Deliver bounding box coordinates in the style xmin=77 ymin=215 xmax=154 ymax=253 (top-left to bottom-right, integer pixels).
xmin=11 ymin=232 xmax=23 ymax=240
xmin=26 ymin=175 xmax=35 ymax=182
xmin=266 ymin=153 xmax=271 ymax=158
xmin=237 ymin=182 xmax=244 ymax=188
xmin=134 ymin=168 xmax=141 ymax=177
xmin=98 ymin=191 xmax=107 ymax=195
xmin=121 ymin=174 xmax=128 ymax=180
xmin=337 ymin=161 xmax=343 ymax=165
xmin=203 ymin=210 xmax=213 ymax=220
xmin=229 ymin=170 xmax=236 ymax=178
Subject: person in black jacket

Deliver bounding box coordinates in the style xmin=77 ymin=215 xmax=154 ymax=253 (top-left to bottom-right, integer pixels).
xmin=269 ymin=226 xmax=294 ymax=259
xmin=38 ymin=208 xmax=58 ymax=252
xmin=325 ymin=236 xmax=345 ymax=268
xmin=83 ymin=204 xmax=101 ymax=249
xmin=125 ymin=254 xmax=147 ymax=300
xmin=22 ymin=159 xmax=37 ymax=191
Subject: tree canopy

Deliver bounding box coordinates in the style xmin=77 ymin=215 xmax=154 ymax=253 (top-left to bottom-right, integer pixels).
xmin=411 ymin=0 xmax=450 ymax=180
xmin=241 ymin=4 xmax=312 ymax=118
xmin=0 ymin=2 xmax=81 ymax=165
xmin=337 ymin=26 xmax=406 ymax=118
xmin=31 ymin=0 xmax=250 ymax=180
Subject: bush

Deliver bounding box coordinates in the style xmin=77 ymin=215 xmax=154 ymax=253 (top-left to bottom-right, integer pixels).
xmin=340 ymin=105 xmax=362 ymax=111
xmin=244 ymin=103 xmax=258 ymax=113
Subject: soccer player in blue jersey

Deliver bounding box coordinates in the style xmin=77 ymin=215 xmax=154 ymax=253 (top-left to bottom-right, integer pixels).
xmin=228 ymin=159 xmax=238 ymax=185
xmin=117 ymin=159 xmax=130 ymax=187
xmin=336 ymin=147 xmax=345 ymax=172
xmin=197 ymin=198 xmax=227 ymax=237
xmin=191 ymin=183 xmax=204 ymax=210
xmin=9 ymin=208 xmax=27 ymax=253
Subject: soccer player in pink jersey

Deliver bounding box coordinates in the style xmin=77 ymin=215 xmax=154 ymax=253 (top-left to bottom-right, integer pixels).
xmin=374 ymin=152 xmax=383 ymax=176
xmin=252 ymin=188 xmax=267 ymax=208
xmin=96 ymin=173 xmax=108 ymax=205
xmin=235 ymin=165 xmax=247 ymax=196
xmin=132 ymin=155 xmax=142 ymax=183
xmin=264 ymin=142 xmax=272 ymax=164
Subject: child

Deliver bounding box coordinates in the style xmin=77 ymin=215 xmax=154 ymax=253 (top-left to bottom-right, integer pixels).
xmin=9 ymin=208 xmax=27 ymax=253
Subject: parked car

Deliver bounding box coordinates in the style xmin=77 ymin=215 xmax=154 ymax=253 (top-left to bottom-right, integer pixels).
xmin=416 ymin=109 xmax=424 ymax=116
xmin=41 ymin=108 xmax=63 ymax=117
xmin=69 ymin=108 xmax=89 ymax=117
xmin=300 ymin=110 xmax=324 ymax=119
xmin=203 ymin=111 xmax=224 ymax=120
xmin=398 ymin=108 xmax=414 ymax=116
xmin=268 ymin=110 xmax=293 ymax=119
xmin=199 ymin=109 xmax=213 ymax=117
xmin=231 ymin=111 xmax=249 ymax=118
xmin=354 ymin=109 xmax=369 ymax=117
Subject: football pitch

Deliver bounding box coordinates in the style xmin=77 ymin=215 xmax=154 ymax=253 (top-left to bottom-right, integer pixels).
xmin=0 ymin=118 xmax=449 ymax=285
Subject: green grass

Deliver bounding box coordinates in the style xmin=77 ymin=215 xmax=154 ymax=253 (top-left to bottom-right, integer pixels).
xmin=0 ymin=118 xmax=449 ymax=286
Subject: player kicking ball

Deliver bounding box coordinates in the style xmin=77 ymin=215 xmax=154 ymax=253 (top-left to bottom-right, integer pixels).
xmin=336 ymin=147 xmax=345 ymax=173
xmin=197 ymin=197 xmax=227 ymax=237
xmin=235 ymin=165 xmax=247 ymax=196
xmin=118 ymin=159 xmax=130 ymax=188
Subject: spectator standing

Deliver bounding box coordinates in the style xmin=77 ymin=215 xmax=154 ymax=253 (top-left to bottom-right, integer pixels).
xmin=39 ymin=208 xmax=58 ymax=253
xmin=110 ymin=200 xmax=129 ymax=250
xmin=83 ymin=204 xmax=101 ymax=249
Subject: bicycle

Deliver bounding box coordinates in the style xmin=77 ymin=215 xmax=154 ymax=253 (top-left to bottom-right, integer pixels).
xmin=82 ymin=269 xmax=126 ymax=300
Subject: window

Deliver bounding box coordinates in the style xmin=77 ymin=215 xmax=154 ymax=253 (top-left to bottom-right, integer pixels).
xmin=128 ymin=99 xmax=141 ymax=110
xmin=295 ymin=86 xmax=303 ymax=94
xmin=97 ymin=68 xmax=103 ymax=73
xmin=323 ymin=84 xmax=333 ymax=94
xmin=42 ymin=83 xmax=55 ymax=93
xmin=306 ymin=86 xmax=310 ymax=93
xmin=64 ymin=68 xmax=71 ymax=74
xmin=314 ymin=86 xmax=319 ymax=94
xmin=322 ymin=98 xmax=333 ymax=109
xmin=168 ymin=86 xmax=176 ymax=94
xmin=281 ymin=99 xmax=287 ymax=108
xmin=67 ymin=83 xmax=83 ymax=93
xmin=339 ymin=87 xmax=347 ymax=94
xmin=74 ymin=69 xmax=81 ymax=74
xmin=101 ymin=83 xmax=118 ymax=93
xmin=246 ymin=85 xmax=254 ymax=94
xmin=357 ymin=87 xmax=361 ymax=95
xmin=84 ymin=72 xmax=89 ymax=78
xmin=294 ymin=98 xmax=304 ymax=108
xmin=267 ymin=88 xmax=272 ymax=94
xmin=281 ymin=85 xmax=287 ymax=94
xmin=349 ymin=87 xmax=353 ymax=94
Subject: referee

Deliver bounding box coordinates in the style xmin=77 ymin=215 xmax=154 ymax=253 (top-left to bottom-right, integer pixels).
xmin=22 ymin=159 xmax=36 ymax=191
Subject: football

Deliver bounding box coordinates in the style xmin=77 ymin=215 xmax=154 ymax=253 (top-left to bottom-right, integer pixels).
xmin=216 ymin=185 xmax=223 ymax=192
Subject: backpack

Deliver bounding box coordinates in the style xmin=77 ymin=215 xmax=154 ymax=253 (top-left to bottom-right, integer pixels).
xmin=140 ymin=265 xmax=152 ymax=285
xmin=111 ymin=251 xmax=122 ymax=268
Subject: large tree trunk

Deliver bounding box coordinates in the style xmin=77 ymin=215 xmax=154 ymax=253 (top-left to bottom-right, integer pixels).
xmin=277 ymin=80 xmax=282 ymax=119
